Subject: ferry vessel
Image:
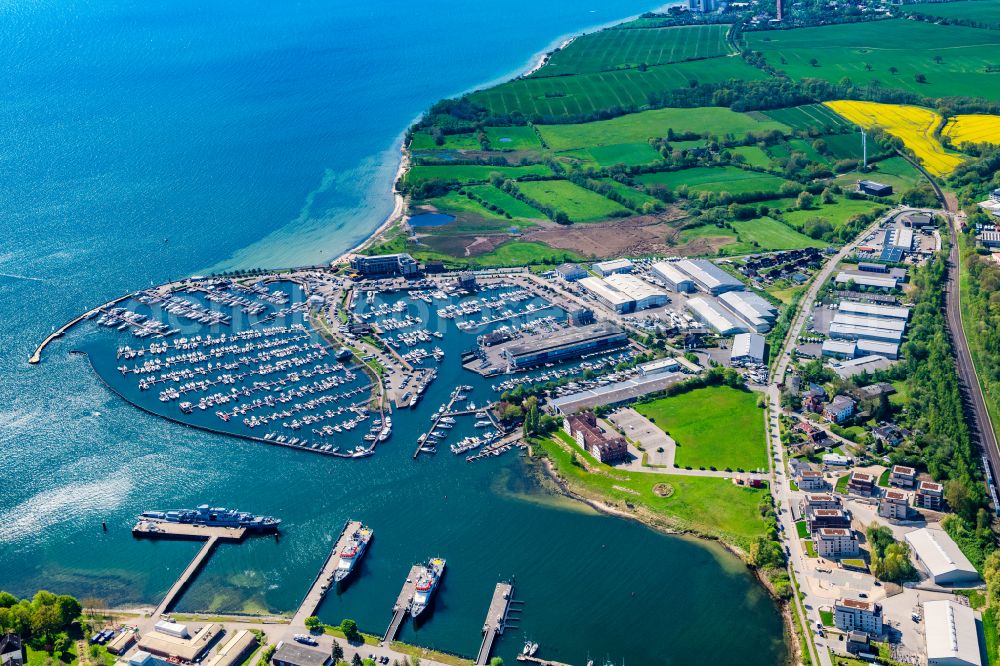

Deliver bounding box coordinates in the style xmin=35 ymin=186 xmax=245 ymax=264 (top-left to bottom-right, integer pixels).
xmin=410 ymin=557 xmax=446 ymax=618
xmin=334 ymin=523 xmax=373 ymax=582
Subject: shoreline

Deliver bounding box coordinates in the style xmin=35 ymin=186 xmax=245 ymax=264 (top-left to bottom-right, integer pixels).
xmin=335 ymin=2 xmax=681 ymax=266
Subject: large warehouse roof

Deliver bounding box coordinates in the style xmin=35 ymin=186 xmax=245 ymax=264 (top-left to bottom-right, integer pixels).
xmin=675 ymin=259 xmax=744 ymax=293
xmin=835 ymin=272 xmax=898 ymax=290
xmin=719 ymin=290 xmax=777 ymax=331
xmin=605 ymin=273 xmax=668 ymax=303
xmin=651 ymin=261 xmax=694 ymax=288
xmin=579 ymin=276 xmax=634 ymax=308
xmin=731 ymin=333 xmax=765 ymax=363
xmin=829 ymin=323 xmax=904 ymax=342
xmin=837 ymin=301 xmax=910 ymax=320
xmin=685 ymin=297 xmax=744 ymax=335
xmin=832 ymin=313 xmax=908 ymax=332
xmin=904 ymin=527 xmax=980 ymax=584
xmin=923 ymin=600 xmax=981 ymax=666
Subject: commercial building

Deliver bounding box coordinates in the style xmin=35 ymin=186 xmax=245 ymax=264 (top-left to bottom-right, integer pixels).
xmin=878 ymin=490 xmax=909 ymax=520
xmin=917 ymin=481 xmax=944 ymax=510
xmin=858 ymin=262 xmax=889 ymax=274
xmin=856 ymin=339 xmax=900 ymax=359
xmin=592 ymin=258 xmax=634 ymax=277
xmin=564 ymin=412 xmax=629 ymax=464
xmin=638 ymin=357 xmax=681 ymax=376
xmin=890 ymin=465 xmax=917 ymax=488
xmin=555 ymin=263 xmax=588 ymax=281
xmin=685 ymin=297 xmax=744 ymax=335
xmin=857 ymin=180 xmax=893 ymax=197
xmin=651 ymin=261 xmax=695 ymax=292
xmin=503 ymin=322 xmax=627 ymax=369
xmin=823 ymin=339 xmax=858 ymax=359
xmin=829 ymin=355 xmax=894 ymax=379
xmin=578 ymin=276 xmax=636 ymax=314
xmin=904 ymin=527 xmax=980 ymax=585
xmin=824 ymin=395 xmax=856 ymax=424
xmin=730 ymin=332 xmax=766 ymax=365
xmin=837 ymin=301 xmax=910 ymax=321
xmin=980 ymin=230 xmax=1000 ymax=247
xmin=674 ymin=259 xmax=744 ymax=295
xmin=892 ymin=227 xmax=914 ymax=252
xmin=106 ymin=631 xmax=137 ymax=655
xmin=816 ymin=528 xmax=859 ymax=557
xmin=924 ymin=600 xmax=982 ymax=666
xmin=835 ymin=598 xmax=884 ymax=635
xmin=202 ymin=631 xmax=258 ymax=666
xmin=832 ymin=313 xmax=907 ymax=333
xmin=835 ymin=272 xmax=899 ymax=291
xmin=605 ymin=273 xmax=669 ymax=309
xmin=829 ymin=322 xmax=904 ymax=344
xmin=549 ymin=371 xmax=684 ymax=414
xmin=271 ymin=642 xmax=332 ymax=666
xmin=349 ymin=253 xmax=419 ymax=278
xmin=719 ymin=290 xmax=777 ymax=332
xmin=138 ymin=623 xmax=221 ymax=662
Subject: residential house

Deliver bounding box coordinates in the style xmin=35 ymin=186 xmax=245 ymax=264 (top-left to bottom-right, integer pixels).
xmin=801 ymin=493 xmax=841 ymax=513
xmin=835 ymin=598 xmax=884 ymax=635
xmin=816 ymin=528 xmax=860 ymax=557
xmin=848 ymin=471 xmax=876 ymax=495
xmin=824 ymin=395 xmax=856 ymax=424
xmin=797 ymin=469 xmax=826 ymax=491
xmin=564 ymin=412 xmax=629 ymax=464
xmin=873 ymin=425 xmax=905 ymax=447
xmin=889 ymin=465 xmax=917 ymax=489
xmin=795 ymin=422 xmax=825 ymax=444
xmin=916 ymin=481 xmax=944 ymax=511
xmin=878 ymin=490 xmax=909 ymax=520
xmin=807 ymin=507 xmax=851 ymax=533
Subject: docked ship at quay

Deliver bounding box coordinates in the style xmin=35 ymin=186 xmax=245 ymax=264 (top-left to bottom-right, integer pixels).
xmin=138 ymin=505 xmax=281 ymax=533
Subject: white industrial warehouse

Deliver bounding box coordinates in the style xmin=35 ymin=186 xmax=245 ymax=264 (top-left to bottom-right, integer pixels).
xmin=651 ymin=261 xmax=695 ymax=293
xmin=674 ymin=259 xmax=744 ymax=295
xmin=904 ymin=527 xmax=980 ymax=585
xmin=731 ymin=333 xmax=765 ymax=365
xmin=719 ymin=290 xmax=778 ymax=333
xmin=923 ymin=600 xmax=982 ymax=666
xmin=686 ymin=297 xmax=743 ymax=335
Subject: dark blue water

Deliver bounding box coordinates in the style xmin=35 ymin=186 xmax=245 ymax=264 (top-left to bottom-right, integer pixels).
xmin=0 ymin=1 xmax=787 ymax=662
xmin=408 ymin=213 xmax=456 ymax=228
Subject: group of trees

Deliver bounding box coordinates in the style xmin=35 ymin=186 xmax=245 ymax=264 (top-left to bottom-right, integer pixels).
xmin=0 ymin=591 xmax=82 ymax=651
xmin=865 ymin=524 xmax=916 ymax=582
xmin=750 ymin=495 xmax=792 ymax=598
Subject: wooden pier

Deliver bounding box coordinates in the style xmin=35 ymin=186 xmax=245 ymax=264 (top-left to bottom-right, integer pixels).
xmin=412 ymin=387 xmax=465 ymax=459
xmin=291 ymin=520 xmax=361 ymax=626
xmin=383 ymin=564 xmax=421 ymax=642
xmin=152 ymin=536 xmax=220 ymax=617
xmin=474 ymin=582 xmax=513 ymax=665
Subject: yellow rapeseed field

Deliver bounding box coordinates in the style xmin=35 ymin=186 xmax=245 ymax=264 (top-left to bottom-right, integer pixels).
xmin=943 ymin=114 xmax=1000 ymax=147
xmin=823 ymin=100 xmax=964 ymax=177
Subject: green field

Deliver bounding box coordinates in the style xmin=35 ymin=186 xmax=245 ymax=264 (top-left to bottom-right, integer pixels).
xmin=781 ymin=196 xmax=883 ymax=229
xmin=540 ymin=432 xmax=768 ymax=547
xmin=470 ymin=241 xmax=582 ymax=266
xmin=419 ymin=190 xmax=539 ymax=230
xmin=731 ymin=216 xmax=825 ymax=250
xmin=405 ymin=163 xmax=552 ymax=185
xmin=832 ymin=156 xmax=925 ymax=194
xmin=565 ymin=142 xmax=664 ymax=167
xmin=635 ymin=386 xmax=768 ymax=470
xmin=466 ymin=184 xmax=546 ymax=219
xmin=822 ymin=132 xmax=867 ymax=160
xmin=539 ymin=107 xmax=789 ymax=151
xmin=747 ymin=19 xmax=1000 ymax=100
xmin=538 ymin=24 xmax=733 ymax=77
xmin=635 ymin=166 xmax=788 ymax=194
xmin=469 ymin=57 xmax=770 ymax=121
xmin=760 ymin=104 xmax=851 ymax=131
xmin=516 ymin=179 xmax=631 ymax=221
xmin=409 ymin=131 xmax=481 ymax=151
xmin=907 ymin=0 xmax=1000 ymax=25
xmin=484 ymin=125 xmax=543 ymax=150
xmin=597 ymin=178 xmax=663 ymax=208
xmin=731 ymin=145 xmax=772 ymax=167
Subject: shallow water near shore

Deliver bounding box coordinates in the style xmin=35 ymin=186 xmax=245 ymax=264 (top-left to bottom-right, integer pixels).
xmin=0 ymin=0 xmax=787 ymax=663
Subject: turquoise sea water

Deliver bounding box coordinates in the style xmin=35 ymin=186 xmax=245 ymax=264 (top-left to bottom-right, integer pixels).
xmin=0 ymin=1 xmax=788 ymax=662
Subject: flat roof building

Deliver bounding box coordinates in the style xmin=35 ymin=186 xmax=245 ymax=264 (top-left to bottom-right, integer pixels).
xmin=832 ymin=313 xmax=907 ymax=333
xmin=904 ymin=527 xmax=980 ymax=585
xmin=892 ymin=227 xmax=914 ymax=251
xmin=829 ymin=323 xmax=904 ymax=344
xmin=549 ymin=371 xmax=684 ymax=413
xmin=349 ymin=253 xmax=419 ymax=278
xmin=829 ymin=355 xmax=894 ymax=379
xmin=271 ymin=643 xmax=331 ymax=666
xmin=686 ymin=297 xmax=745 ymax=335
xmin=605 ymin=273 xmax=669 ymax=310
xmin=858 ymin=180 xmax=893 ymax=197
xmin=651 ymin=261 xmax=695 ymax=293
xmin=675 ymin=259 xmax=744 ymax=295
xmin=835 ymin=598 xmax=884 ymax=635
xmin=835 ymin=272 xmax=898 ymax=290
xmin=731 ymin=332 xmax=766 ymax=365
xmin=924 ymin=600 xmax=982 ymax=666
xmin=592 ymin=258 xmax=634 ymax=277
xmin=503 ymin=322 xmax=627 ymax=369
xmin=823 ymin=339 xmax=858 ymax=359
xmin=638 ymin=357 xmax=681 ymax=376
xmin=555 ymin=263 xmax=588 ymax=281
xmin=579 ymin=276 xmax=636 ymax=314
xmin=857 ymin=339 xmax=900 ymax=359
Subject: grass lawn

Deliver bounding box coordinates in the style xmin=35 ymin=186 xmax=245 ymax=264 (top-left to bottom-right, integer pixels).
xmin=731 ymin=145 xmax=772 ymax=167
xmin=878 ymin=469 xmax=891 ymax=488
xmin=796 ymin=520 xmax=809 ymax=538
xmin=804 ymin=540 xmax=817 ymax=557
xmin=516 ymin=180 xmax=631 ymax=222
xmin=767 ymin=283 xmax=806 ymax=305
xmin=730 ymin=216 xmax=825 ymax=251
xmin=819 ymin=610 xmax=835 ymax=627
xmin=538 ymin=108 xmax=789 ymax=151
xmin=747 ymin=19 xmax=1000 ymax=101
xmin=833 ymin=156 xmax=926 ymax=196
xmin=405 ymin=164 xmax=552 ymax=186
xmin=484 ymin=125 xmax=543 ymax=151
xmin=596 ymin=179 xmax=662 ymax=209
xmin=780 ymin=197 xmax=884 ymax=231
xmin=986 ymin=607 xmax=1000 ymax=666
xmin=538 ymin=24 xmax=733 ymax=77
xmin=568 ymin=142 xmax=664 ymax=167
xmin=835 ymin=474 xmax=850 ymax=494
xmin=841 ymin=558 xmax=868 ymax=571
xmin=635 ymin=386 xmax=767 ymax=471
xmin=636 ymin=166 xmax=788 ymax=195
xmin=471 ymin=241 xmax=582 ymax=267
xmin=539 ymin=432 xmax=769 ymax=548
xmin=409 ymin=131 xmax=481 ymax=151
xmin=465 ymin=185 xmax=546 ymax=221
